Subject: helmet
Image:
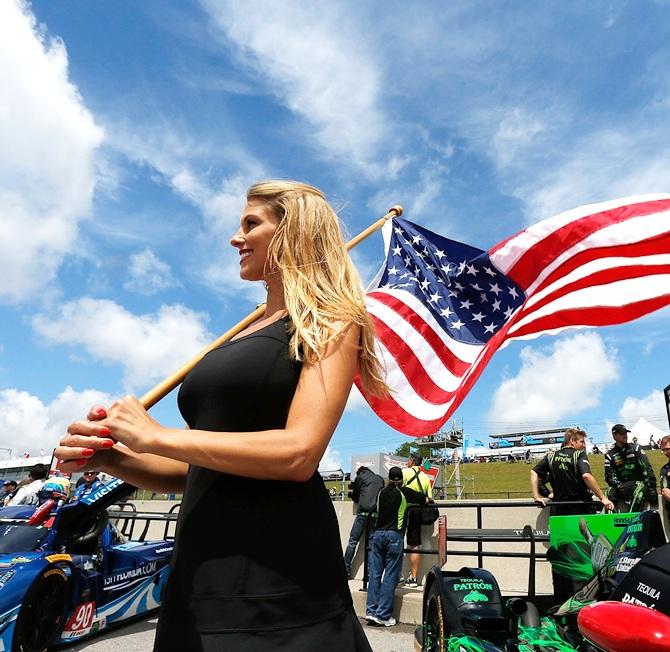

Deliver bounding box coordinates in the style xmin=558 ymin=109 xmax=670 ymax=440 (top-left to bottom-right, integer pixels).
xmin=37 ymin=477 xmax=71 ymax=504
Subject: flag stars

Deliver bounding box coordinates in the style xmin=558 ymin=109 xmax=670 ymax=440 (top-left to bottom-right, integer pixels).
xmin=484 ymin=323 xmax=496 ymax=334
xmin=460 ymin=299 xmax=473 ymax=309
xmin=484 ymin=267 xmax=496 ymax=277
xmin=440 ymin=306 xmax=453 ymax=318
xmin=435 ymin=249 xmax=445 ymax=259
xmin=490 ymin=283 xmax=502 ymax=295
xmin=454 ymin=282 xmax=464 ymax=291
xmin=492 ymin=299 xmax=501 ymax=311
xmin=451 ymin=319 xmax=464 ymax=330
xmin=472 ymin=312 xmax=485 ymax=322
xmin=504 ymin=306 xmax=515 ymax=319
xmin=458 ymin=261 xmax=467 ymax=273
xmin=420 ymin=278 xmax=430 ymax=290
xmin=387 ymin=267 xmax=399 ymax=275
xmin=471 ymin=283 xmax=482 ymax=291
xmin=508 ymin=287 xmax=519 ymax=299
xmin=428 ymin=291 xmax=442 ymax=303
xmin=480 ymin=293 xmax=488 ymax=302
xmin=392 ymin=245 xmax=402 ymax=256
xmin=465 ymin=264 xmax=477 ymax=275
xmin=411 ymin=234 xmax=422 ymax=244
xmin=441 ymin=264 xmax=453 ymax=275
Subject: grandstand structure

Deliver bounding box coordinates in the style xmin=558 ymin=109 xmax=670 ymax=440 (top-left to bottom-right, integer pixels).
xmin=0 ymin=453 xmax=52 ymax=482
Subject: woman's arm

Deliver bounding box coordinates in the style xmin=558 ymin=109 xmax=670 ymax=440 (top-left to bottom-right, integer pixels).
xmin=61 ymin=324 xmax=360 ymax=483
xmin=101 ymin=446 xmax=189 ymax=493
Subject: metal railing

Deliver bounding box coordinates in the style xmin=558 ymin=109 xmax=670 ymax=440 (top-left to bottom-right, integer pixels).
xmin=109 ymin=501 xmax=180 ymax=542
xmin=360 ymin=499 xmax=599 ymax=599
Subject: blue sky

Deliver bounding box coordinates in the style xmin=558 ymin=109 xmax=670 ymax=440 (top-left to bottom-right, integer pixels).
xmin=1 ymin=0 xmax=670 ymax=469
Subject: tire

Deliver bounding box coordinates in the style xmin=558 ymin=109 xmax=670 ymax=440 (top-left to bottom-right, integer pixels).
xmin=13 ymin=567 xmax=70 ymax=652
xmin=423 ymin=580 xmax=447 ymax=652
xmin=549 ymin=437 xmax=556 ymax=444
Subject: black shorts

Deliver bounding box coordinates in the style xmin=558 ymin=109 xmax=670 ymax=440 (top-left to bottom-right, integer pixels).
xmin=406 ymin=507 xmax=422 ymax=546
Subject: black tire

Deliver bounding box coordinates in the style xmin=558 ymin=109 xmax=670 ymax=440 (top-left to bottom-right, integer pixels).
xmin=13 ymin=567 xmax=70 ymax=652
xmin=549 ymin=437 xmax=556 ymax=444
xmin=423 ymin=580 xmax=447 ymax=652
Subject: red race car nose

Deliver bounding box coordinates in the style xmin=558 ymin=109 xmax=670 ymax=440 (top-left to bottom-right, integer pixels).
xmin=577 ymin=601 xmax=670 ymax=652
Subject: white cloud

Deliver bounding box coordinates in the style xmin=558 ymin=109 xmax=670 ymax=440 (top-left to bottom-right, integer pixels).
xmin=124 ymin=248 xmax=178 ymax=295
xmin=619 ymin=389 xmax=669 ymax=433
xmin=319 ymin=445 xmax=342 ymax=473
xmin=0 ymin=386 xmax=115 ymax=456
xmin=488 ymin=332 xmax=618 ymax=426
xmin=492 ymin=107 xmax=545 ymax=169
xmin=202 ymin=0 xmax=388 ymax=173
xmin=0 ymin=0 xmax=103 ymax=302
xmin=32 ymin=298 xmax=212 ymax=390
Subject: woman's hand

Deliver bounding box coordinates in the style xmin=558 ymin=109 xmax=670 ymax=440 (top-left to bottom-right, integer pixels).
xmin=93 ymin=395 xmax=164 ymax=454
xmin=55 ymin=404 xmax=116 ymax=473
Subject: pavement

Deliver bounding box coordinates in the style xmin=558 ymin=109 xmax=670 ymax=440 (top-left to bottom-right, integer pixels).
xmin=62 ymin=614 xmax=417 ymax=651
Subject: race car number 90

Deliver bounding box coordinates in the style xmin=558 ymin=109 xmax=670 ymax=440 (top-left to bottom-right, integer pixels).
xmin=64 ymin=601 xmax=95 ymax=635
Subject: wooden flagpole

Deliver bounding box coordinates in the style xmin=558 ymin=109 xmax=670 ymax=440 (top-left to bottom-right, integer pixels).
xmin=139 ymin=205 xmax=403 ymax=409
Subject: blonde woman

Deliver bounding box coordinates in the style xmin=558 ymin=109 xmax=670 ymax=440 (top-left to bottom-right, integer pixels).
xmin=55 ymin=181 xmax=388 ymax=651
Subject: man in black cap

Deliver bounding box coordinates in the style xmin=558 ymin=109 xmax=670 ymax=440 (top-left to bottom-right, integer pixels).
xmin=1 ymin=480 xmax=17 ymax=505
xmin=604 ymin=423 xmax=657 ymax=512
xmin=365 ymin=467 xmax=427 ymax=627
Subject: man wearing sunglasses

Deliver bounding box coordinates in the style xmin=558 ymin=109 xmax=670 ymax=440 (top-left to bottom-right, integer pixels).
xmin=75 ymin=470 xmax=105 ymax=500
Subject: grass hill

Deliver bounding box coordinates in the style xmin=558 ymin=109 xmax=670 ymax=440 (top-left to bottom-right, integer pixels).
xmin=328 ymin=450 xmax=669 ymax=500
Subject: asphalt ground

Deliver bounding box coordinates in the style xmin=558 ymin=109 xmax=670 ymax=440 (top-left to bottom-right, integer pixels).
xmin=61 ymin=615 xmax=416 ymax=652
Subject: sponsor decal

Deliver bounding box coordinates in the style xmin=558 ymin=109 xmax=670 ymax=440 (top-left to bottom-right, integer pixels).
xmin=82 ymin=477 xmax=124 ymax=504
xmin=626 ymin=523 xmax=643 ymax=534
xmin=615 ymin=556 xmax=640 ymax=573
xmin=453 ymin=580 xmax=493 ymax=591
xmin=9 ymin=557 xmax=32 ymax=564
xmin=155 ymin=546 xmax=173 ymax=554
xmin=104 ymin=561 xmax=157 ymax=590
xmin=462 ymin=590 xmax=489 ymax=603
xmin=44 ymin=568 xmax=67 ymax=580
xmin=626 ymin=535 xmax=639 ymax=549
xmin=46 ymin=554 xmax=72 ymax=563
xmin=621 ymin=592 xmax=654 ymax=609
xmin=637 ymin=581 xmax=661 ymax=601
xmin=0 ymin=570 xmax=15 ymax=589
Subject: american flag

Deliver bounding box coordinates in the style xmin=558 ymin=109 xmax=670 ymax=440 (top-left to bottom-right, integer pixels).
xmin=360 ymin=194 xmax=670 ymax=436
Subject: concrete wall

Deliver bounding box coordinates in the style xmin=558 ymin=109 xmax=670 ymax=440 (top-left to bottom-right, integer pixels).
xmin=121 ymin=499 xmax=553 ymax=595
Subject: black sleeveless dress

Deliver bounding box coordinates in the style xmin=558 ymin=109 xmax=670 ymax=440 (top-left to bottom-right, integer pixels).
xmin=153 ymin=318 xmax=371 ymax=651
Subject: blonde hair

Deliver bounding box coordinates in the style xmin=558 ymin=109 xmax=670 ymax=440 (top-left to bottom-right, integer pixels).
xmin=247 ymin=180 xmax=388 ymax=397
xmin=564 ymin=428 xmax=586 ymax=445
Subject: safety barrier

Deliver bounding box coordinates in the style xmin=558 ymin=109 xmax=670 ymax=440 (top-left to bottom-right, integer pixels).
xmin=361 ymin=499 xmax=597 ymax=599
xmin=109 ymin=501 xmax=180 ymax=542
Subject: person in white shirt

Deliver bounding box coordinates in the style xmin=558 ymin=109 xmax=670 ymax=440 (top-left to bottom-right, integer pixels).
xmin=9 ymin=464 xmax=48 ymax=506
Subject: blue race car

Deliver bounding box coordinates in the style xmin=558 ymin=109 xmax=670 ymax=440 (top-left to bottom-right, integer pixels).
xmin=0 ymin=477 xmax=173 ymax=651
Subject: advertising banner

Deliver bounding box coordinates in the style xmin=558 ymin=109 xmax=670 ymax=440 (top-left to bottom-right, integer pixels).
xmin=548 ymin=512 xmax=638 ymax=580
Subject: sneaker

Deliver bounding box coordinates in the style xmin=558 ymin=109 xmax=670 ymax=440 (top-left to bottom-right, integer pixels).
xmin=404 ymin=576 xmax=419 ymax=587
xmin=376 ymin=616 xmax=397 ymax=627
xmin=365 ymin=613 xmax=380 ymax=624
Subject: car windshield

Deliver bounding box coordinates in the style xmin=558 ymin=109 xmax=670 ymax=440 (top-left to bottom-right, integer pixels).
xmin=0 ymin=522 xmax=49 ymax=553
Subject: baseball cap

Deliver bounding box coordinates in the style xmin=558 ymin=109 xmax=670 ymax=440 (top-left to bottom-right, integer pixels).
xmin=612 ymin=424 xmax=630 ymax=435
xmin=388 ymin=467 xmax=403 ymax=481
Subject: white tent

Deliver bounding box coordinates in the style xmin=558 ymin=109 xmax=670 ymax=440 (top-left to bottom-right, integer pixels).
xmin=629 ymin=417 xmax=669 ymax=446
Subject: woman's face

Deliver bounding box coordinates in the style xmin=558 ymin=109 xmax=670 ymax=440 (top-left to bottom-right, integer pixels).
xmin=230 ymin=199 xmax=281 ymax=282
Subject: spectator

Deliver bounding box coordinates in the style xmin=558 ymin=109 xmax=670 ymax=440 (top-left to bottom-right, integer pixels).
xmin=530 ymin=428 xmax=612 ymax=516
xmin=650 ymin=435 xmax=656 ymax=449
xmin=75 ymin=471 xmax=105 ymax=500
xmin=9 ymin=464 xmax=48 ymax=506
xmin=1 ymin=480 xmax=17 ymax=505
xmin=659 ymin=435 xmax=670 ymax=516
xmin=343 ymin=466 xmax=384 ymax=578
xmin=591 ymin=444 xmax=601 ymax=455
xmin=365 ymin=467 xmax=426 ymax=627
xmin=604 ymin=423 xmax=657 ymax=512
xmin=401 ymin=453 xmax=433 ymax=587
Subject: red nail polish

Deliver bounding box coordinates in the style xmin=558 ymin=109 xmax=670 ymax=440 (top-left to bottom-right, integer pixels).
xmin=96 ymin=409 xmax=107 ymax=417
xmin=82 ymin=448 xmax=95 ymax=457
xmin=100 ymin=439 xmax=115 ymax=449
xmin=100 ymin=427 xmax=111 ymax=436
